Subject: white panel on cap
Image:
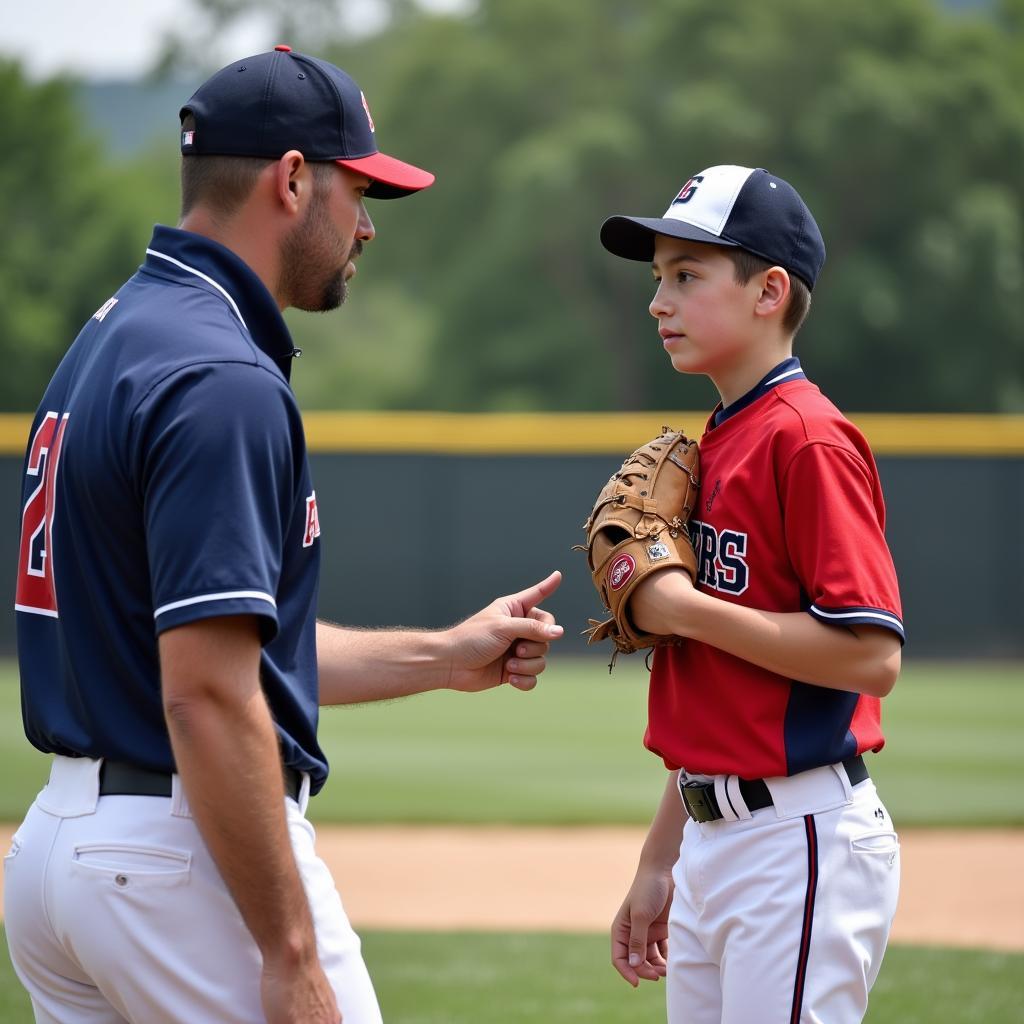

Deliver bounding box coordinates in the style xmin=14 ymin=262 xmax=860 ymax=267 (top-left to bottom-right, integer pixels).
xmin=662 ymin=165 xmax=755 ymax=237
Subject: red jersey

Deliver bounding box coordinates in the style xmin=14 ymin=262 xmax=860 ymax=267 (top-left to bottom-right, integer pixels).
xmin=646 ymin=359 xmax=904 ymax=778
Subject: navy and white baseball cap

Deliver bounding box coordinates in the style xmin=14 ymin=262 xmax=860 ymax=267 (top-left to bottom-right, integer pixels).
xmin=179 ymin=45 xmax=434 ymax=199
xmin=600 ymin=165 xmax=826 ymax=289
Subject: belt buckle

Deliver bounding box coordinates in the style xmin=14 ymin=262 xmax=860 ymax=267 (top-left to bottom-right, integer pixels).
xmin=680 ymin=780 xmax=721 ymax=823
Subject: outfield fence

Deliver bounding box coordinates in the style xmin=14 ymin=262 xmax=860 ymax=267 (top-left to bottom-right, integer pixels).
xmin=0 ymin=412 xmax=1021 ymax=658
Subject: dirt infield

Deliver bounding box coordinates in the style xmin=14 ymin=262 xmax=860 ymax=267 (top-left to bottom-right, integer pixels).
xmin=2 ymin=825 xmax=1021 ymax=952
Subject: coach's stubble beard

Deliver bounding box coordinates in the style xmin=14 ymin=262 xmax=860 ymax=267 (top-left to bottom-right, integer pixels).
xmin=279 ymin=186 xmax=359 ymax=313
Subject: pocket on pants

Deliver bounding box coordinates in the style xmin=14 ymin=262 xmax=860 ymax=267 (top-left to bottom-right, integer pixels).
xmin=70 ymin=842 xmax=191 ymax=890
xmin=3 ymin=834 xmax=21 ymax=864
xmin=851 ymin=829 xmax=899 ymax=858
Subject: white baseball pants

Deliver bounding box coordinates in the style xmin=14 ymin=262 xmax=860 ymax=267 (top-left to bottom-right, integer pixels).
xmin=667 ymin=763 xmax=900 ymax=1024
xmin=3 ymin=755 xmax=382 ymax=1024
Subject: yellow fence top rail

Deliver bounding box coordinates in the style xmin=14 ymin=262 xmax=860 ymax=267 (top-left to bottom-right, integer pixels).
xmin=0 ymin=412 xmax=1022 ymax=456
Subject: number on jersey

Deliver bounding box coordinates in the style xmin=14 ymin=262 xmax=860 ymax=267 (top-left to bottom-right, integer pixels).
xmin=15 ymin=412 xmax=69 ymax=616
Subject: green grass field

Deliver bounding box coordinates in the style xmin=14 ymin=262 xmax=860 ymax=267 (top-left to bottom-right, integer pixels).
xmin=1 ymin=658 xmax=1022 ymax=1021
xmin=2 ymin=658 xmax=1022 ymax=825
xmin=0 ymin=926 xmax=1021 ymax=1023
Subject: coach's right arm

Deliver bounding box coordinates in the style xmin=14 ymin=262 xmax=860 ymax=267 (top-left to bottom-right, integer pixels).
xmin=160 ymin=615 xmax=340 ymax=1024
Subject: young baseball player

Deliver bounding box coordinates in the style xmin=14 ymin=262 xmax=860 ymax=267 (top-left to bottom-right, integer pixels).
xmin=5 ymin=48 xmax=563 ymax=1024
xmin=599 ymin=165 xmax=904 ymax=1023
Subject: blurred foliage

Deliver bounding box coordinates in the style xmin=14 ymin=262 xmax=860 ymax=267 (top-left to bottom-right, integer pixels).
xmin=2 ymin=0 xmax=1023 ymax=412
xmin=0 ymin=61 xmax=179 ymax=410
xmin=319 ymin=0 xmax=1024 ymax=412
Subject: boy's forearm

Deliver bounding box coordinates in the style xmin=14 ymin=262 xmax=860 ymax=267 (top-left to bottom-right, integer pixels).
xmin=682 ymin=588 xmax=900 ymax=696
xmin=638 ymin=771 xmax=687 ymax=873
xmin=636 ymin=571 xmax=900 ymax=696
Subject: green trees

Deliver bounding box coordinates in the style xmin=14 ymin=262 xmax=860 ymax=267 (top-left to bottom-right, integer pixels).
xmin=317 ymin=0 xmax=1023 ymax=411
xmin=2 ymin=0 xmax=1022 ymax=412
xmin=0 ymin=64 xmax=151 ymax=408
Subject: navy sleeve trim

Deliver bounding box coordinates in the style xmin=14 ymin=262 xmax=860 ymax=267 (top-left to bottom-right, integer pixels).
xmin=154 ymin=589 xmax=277 ymax=620
xmin=808 ymin=604 xmax=906 ymax=644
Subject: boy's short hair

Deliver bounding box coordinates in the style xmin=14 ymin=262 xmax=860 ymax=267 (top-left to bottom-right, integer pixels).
xmin=725 ymin=248 xmax=812 ymax=336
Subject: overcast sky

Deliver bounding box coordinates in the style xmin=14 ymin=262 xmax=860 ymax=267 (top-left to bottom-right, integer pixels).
xmin=1 ymin=0 xmax=277 ymax=79
xmin=1 ymin=0 xmax=471 ymax=80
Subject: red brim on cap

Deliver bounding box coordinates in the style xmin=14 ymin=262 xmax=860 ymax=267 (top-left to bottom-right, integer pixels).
xmin=337 ymin=151 xmax=435 ymax=199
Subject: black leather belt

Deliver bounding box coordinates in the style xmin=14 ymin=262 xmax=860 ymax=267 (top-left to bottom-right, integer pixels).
xmin=679 ymin=756 xmax=868 ymax=823
xmin=99 ymin=761 xmax=303 ymax=802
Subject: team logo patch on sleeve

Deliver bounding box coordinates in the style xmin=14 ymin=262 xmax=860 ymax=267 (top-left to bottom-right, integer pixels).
xmin=360 ymin=91 xmax=376 ymax=133
xmin=608 ymin=554 xmax=636 ymax=591
xmin=302 ymin=491 xmax=321 ymax=548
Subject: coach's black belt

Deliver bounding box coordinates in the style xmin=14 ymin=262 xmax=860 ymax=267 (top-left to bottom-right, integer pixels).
xmin=679 ymin=756 xmax=868 ymax=824
xmin=99 ymin=760 xmax=303 ymax=802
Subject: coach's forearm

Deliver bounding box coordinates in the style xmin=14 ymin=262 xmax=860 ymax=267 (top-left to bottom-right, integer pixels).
xmin=316 ymin=620 xmax=452 ymax=705
xmin=160 ymin=619 xmax=319 ymax=968
xmin=680 ymin=588 xmax=900 ymax=696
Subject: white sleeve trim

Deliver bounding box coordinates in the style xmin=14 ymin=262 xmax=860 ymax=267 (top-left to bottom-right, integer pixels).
xmin=15 ymin=604 xmax=60 ymax=618
xmin=154 ymin=590 xmax=277 ymax=619
xmin=809 ymin=605 xmax=903 ymax=631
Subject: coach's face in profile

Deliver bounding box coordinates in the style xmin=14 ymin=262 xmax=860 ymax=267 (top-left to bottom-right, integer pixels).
xmin=279 ymin=161 xmax=376 ymax=314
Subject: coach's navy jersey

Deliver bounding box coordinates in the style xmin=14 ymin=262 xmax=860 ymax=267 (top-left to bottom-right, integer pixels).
xmin=15 ymin=226 xmax=331 ymax=792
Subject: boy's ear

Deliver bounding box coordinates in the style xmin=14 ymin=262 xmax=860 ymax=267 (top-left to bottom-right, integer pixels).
xmin=754 ymin=267 xmax=791 ymax=319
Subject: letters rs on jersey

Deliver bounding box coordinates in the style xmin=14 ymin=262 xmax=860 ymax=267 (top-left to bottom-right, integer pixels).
xmin=647 ymin=358 xmax=905 ymax=780
xmin=16 ymin=412 xmax=70 ymax=616
xmin=690 ymin=520 xmax=749 ymax=596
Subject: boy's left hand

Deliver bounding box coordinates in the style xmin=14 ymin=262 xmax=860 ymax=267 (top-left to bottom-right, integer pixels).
xmin=631 ymin=569 xmax=695 ymax=637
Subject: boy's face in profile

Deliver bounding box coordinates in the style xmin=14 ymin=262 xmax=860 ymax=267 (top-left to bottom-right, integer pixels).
xmin=649 ymin=235 xmax=763 ymax=378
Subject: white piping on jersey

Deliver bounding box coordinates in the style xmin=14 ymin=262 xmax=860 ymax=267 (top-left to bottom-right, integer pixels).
xmin=15 ymin=604 xmax=59 ymax=618
xmin=154 ymin=590 xmax=277 ymax=619
xmin=763 ymin=366 xmax=804 ymax=387
xmin=145 ymin=248 xmax=249 ymax=331
xmin=809 ymin=605 xmax=903 ymax=631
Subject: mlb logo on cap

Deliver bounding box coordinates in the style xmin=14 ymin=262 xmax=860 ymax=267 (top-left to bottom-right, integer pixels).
xmin=600 ymin=165 xmax=826 ymax=290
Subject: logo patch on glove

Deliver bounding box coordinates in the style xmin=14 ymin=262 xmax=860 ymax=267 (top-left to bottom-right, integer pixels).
xmin=648 ymin=541 xmax=669 ymax=561
xmin=608 ymin=554 xmax=636 ymax=591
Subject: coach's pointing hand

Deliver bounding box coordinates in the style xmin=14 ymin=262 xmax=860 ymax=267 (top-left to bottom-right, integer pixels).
xmin=445 ymin=571 xmax=564 ymax=692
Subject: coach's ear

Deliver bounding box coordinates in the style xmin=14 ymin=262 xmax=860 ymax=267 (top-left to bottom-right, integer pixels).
xmin=274 ymin=150 xmax=308 ymax=217
xmin=753 ymin=266 xmax=791 ymax=320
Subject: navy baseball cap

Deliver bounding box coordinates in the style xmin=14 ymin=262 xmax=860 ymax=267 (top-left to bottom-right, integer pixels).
xmin=179 ymin=45 xmax=434 ymax=200
xmin=600 ymin=165 xmax=825 ymax=289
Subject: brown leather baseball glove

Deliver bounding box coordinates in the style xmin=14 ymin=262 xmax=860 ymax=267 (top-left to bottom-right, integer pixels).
xmin=577 ymin=427 xmax=700 ymax=666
